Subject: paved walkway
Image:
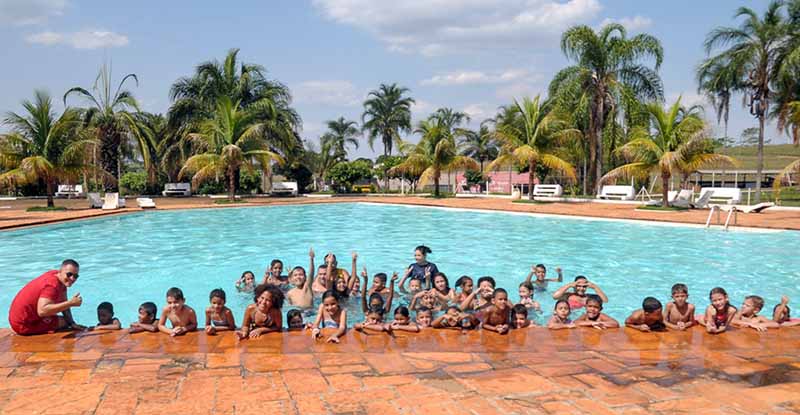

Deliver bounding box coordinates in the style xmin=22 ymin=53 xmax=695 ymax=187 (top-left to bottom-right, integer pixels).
xmin=0 ymin=327 xmax=799 ymax=414
xmin=1 ymin=195 xmax=799 ymax=231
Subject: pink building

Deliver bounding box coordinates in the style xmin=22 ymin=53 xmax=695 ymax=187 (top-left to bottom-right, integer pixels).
xmin=455 ymin=171 xmax=539 ymax=193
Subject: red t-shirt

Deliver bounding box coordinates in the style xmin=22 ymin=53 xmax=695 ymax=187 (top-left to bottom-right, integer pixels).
xmin=8 ymin=270 xmax=67 ymax=330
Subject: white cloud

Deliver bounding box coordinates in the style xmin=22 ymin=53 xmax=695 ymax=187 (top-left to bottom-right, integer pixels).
xmin=421 ymin=68 xmax=531 ymax=86
xmin=599 ymin=15 xmax=653 ymax=31
xmin=411 ymin=99 xmax=434 ymax=118
xmin=26 ymin=30 xmax=129 ymax=49
xmin=293 ymin=80 xmax=361 ymax=107
xmin=463 ymin=103 xmax=493 ymax=120
xmin=313 ymin=0 xmax=602 ymax=56
xmin=667 ymin=92 xmax=708 ymax=109
xmin=0 ymin=0 xmax=67 ymax=26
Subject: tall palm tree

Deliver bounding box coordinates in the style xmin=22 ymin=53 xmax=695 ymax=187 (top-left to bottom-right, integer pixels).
xmin=179 ymin=96 xmax=283 ymax=201
xmin=550 ymin=23 xmax=664 ymax=194
xmin=699 ymin=1 xmax=794 ymax=202
xmin=487 ymin=96 xmax=579 ymax=200
xmin=64 ymin=63 xmax=145 ymax=190
xmin=602 ymin=98 xmax=736 ymax=207
xmin=320 ymin=117 xmax=359 ymax=160
xmin=0 ymin=91 xmax=82 ymax=207
xmin=460 ymin=121 xmax=499 ymax=172
xmin=697 ymin=60 xmax=744 ymax=139
xmin=361 ymin=83 xmax=415 ymax=157
xmin=391 ymin=115 xmax=477 ymax=197
xmin=777 ymin=100 xmax=800 ymax=145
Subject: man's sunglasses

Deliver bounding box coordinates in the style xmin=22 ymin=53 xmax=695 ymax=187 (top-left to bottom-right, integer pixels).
xmin=66 ymin=272 xmax=79 ymax=280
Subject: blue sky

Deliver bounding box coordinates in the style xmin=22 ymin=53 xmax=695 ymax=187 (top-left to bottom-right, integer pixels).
xmin=0 ymin=0 xmax=788 ymax=158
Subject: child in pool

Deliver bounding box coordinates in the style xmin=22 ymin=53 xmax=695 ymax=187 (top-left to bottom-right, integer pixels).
xmin=551 ymin=276 xmax=609 ymax=310
xmin=286 ymin=309 xmax=308 ymax=331
xmin=366 ymin=269 xmax=391 ymax=298
xmin=518 ymin=281 xmax=541 ymax=311
xmin=773 ymin=296 xmax=800 ymax=327
xmin=286 ymin=248 xmax=315 ymax=308
xmin=386 ymin=306 xmax=420 ymax=333
xmin=511 ymin=304 xmax=533 ymax=329
xmin=459 ymin=276 xmax=496 ymax=312
xmin=361 ymin=270 xmax=397 ymax=314
xmin=311 ymin=290 xmax=348 ymax=343
xmin=625 ymin=297 xmax=666 ymax=332
xmin=415 ymin=306 xmax=433 ymax=328
xmin=431 ymin=272 xmax=455 ymax=306
xmin=410 ymin=289 xmax=439 ymax=312
xmin=158 ymin=287 xmax=198 ymax=337
xmin=354 ymin=305 xmax=387 ymax=333
xmin=236 ymin=284 xmax=284 ymax=339
xmin=575 ymin=295 xmax=619 ymax=329
xmin=130 ymin=302 xmax=158 ymax=333
xmin=312 ymin=263 xmax=329 ymax=294
xmin=454 ymin=276 xmax=475 ymax=307
xmin=205 ymin=288 xmax=236 ymax=335
xmin=663 ymin=283 xmax=695 ymax=331
xmin=236 ymin=271 xmax=256 ymax=292
xmin=262 ymin=259 xmax=286 ymax=286
xmin=93 ymin=302 xmax=121 ymax=330
xmin=526 ymin=264 xmax=563 ymax=291
xmin=432 ymin=306 xmax=479 ymax=330
xmin=696 ymin=287 xmax=737 ymax=334
xmin=400 ymin=278 xmax=423 ymax=299
xmin=482 ymin=288 xmax=512 ymax=334
xmin=547 ymin=300 xmax=575 ymax=330
xmin=732 ymin=295 xmax=779 ymax=332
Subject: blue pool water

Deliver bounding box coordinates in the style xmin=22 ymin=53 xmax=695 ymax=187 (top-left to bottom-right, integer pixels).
xmin=1 ymin=202 xmax=798 ymax=327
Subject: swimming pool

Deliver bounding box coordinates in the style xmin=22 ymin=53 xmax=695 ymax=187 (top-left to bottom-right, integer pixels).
xmin=1 ymin=202 xmax=798 ymax=327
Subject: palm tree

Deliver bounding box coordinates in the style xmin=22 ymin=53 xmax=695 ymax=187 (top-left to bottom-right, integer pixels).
xmin=699 ymin=1 xmax=794 ymax=202
xmin=179 ymin=96 xmax=283 ymax=201
xmin=550 ymin=23 xmax=664 ymax=194
xmin=602 ymin=98 xmax=736 ymax=207
xmin=460 ymin=121 xmax=499 ymax=172
xmin=0 ymin=91 xmax=82 ymax=207
xmin=320 ymin=117 xmax=359 ymax=160
xmin=697 ymin=60 xmax=744 ymax=140
xmin=777 ymin=101 xmax=800 ymax=145
xmin=391 ymin=115 xmax=477 ymax=197
xmin=487 ymin=96 xmax=579 ymax=200
xmin=362 ymin=83 xmax=415 ymax=157
xmin=64 ymin=63 xmax=145 ymax=190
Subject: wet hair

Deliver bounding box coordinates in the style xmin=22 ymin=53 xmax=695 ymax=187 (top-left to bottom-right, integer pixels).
xmin=287 ymin=309 xmax=303 ymax=323
xmin=709 ymin=287 xmax=728 ymax=299
xmin=254 ymin=284 xmax=285 ymax=309
xmin=416 ymin=306 xmax=432 ymax=315
xmin=139 ymin=302 xmax=157 ymax=318
xmin=415 ymin=245 xmax=432 ymax=255
xmin=394 ymin=306 xmax=410 ymax=318
xmin=241 ymin=270 xmax=255 ymax=279
xmin=512 ymin=304 xmax=528 ymax=317
xmin=455 ymin=276 xmax=472 ymax=288
xmin=586 ymin=294 xmax=603 ymax=307
xmin=209 ymin=288 xmax=226 ymax=302
xmin=374 ymin=273 xmax=388 ymax=284
xmin=368 ymin=292 xmax=385 ymax=307
xmin=61 ymin=259 xmax=79 ymax=268
xmin=671 ymin=283 xmax=688 ymax=295
xmin=477 ymin=276 xmax=496 ymax=288
xmin=574 ymin=275 xmax=588 ymax=282
xmin=97 ymin=302 xmax=113 ymax=313
xmin=166 ymin=287 xmax=184 ymax=301
xmin=433 ymin=273 xmax=450 ymax=290
xmin=519 ymin=281 xmax=534 ymax=291
xmin=642 ymin=297 xmax=662 ymax=313
xmin=446 ymin=305 xmax=461 ymax=313
xmin=535 ymin=264 xmax=546 ymax=271
xmin=270 ymin=259 xmax=283 ymax=268
xmin=493 ymin=288 xmax=508 ymax=298
xmin=322 ymin=289 xmax=340 ymax=303
xmin=291 ymin=266 xmax=306 ymax=276
xmin=554 ymin=299 xmax=570 ymax=311
xmin=746 ymin=295 xmax=765 ymax=311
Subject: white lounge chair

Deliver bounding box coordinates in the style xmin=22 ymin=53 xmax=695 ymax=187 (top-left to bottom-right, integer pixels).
xmin=102 ymin=193 xmax=121 ymax=210
xmin=271 ymin=181 xmax=298 ymax=196
xmin=720 ymin=202 xmax=774 ymax=214
xmin=88 ymin=193 xmax=103 ymax=208
xmin=699 ymin=187 xmax=741 ymax=205
xmin=533 ymin=184 xmax=563 ymax=198
xmin=690 ymin=190 xmax=714 ymax=209
xmin=55 ymin=184 xmax=85 ymax=198
xmin=597 ymin=185 xmax=635 ymax=200
xmin=162 ymin=183 xmax=191 ymax=197
xmin=136 ymin=197 xmax=156 ymax=209
xmin=668 ymin=189 xmax=695 ymax=208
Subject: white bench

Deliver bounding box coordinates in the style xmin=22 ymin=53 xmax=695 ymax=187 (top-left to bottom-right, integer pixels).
xmin=271 ymin=181 xmax=298 ymax=196
xmin=136 ymin=197 xmax=156 ymax=208
xmin=699 ymin=187 xmax=741 ymax=205
xmin=55 ymin=184 xmax=84 ymax=198
xmin=88 ymin=192 xmax=103 ymax=208
xmin=597 ymin=185 xmax=635 ymax=200
xmin=162 ymin=183 xmax=191 ymax=197
xmin=533 ymin=184 xmax=563 ymax=198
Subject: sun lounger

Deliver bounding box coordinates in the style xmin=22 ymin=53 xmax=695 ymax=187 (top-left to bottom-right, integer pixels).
xmin=102 ymin=193 xmax=121 ymax=210
xmin=88 ymin=193 xmax=103 ymax=208
xmin=720 ymin=202 xmax=774 ymax=214
xmin=699 ymin=187 xmax=741 ymax=205
xmin=162 ymin=183 xmax=191 ymax=197
xmin=55 ymin=184 xmax=85 ymax=198
xmin=689 ymin=190 xmax=714 ymax=209
xmin=271 ymin=181 xmax=298 ymax=196
xmin=597 ymin=185 xmax=635 ymax=200
xmin=533 ymin=184 xmax=563 ymax=198
xmin=136 ymin=197 xmax=156 ymax=209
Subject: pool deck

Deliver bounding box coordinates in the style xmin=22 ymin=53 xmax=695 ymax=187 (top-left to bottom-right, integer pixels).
xmin=0 ymin=195 xmax=799 ymax=231
xmin=1 ymin=327 xmax=800 ymax=414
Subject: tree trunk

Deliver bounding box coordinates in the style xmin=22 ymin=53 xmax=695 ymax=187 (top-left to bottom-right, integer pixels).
xmin=434 ymin=170 xmax=440 ymax=197
xmin=755 ymin=111 xmax=765 ymax=204
xmin=99 ymin=126 xmax=121 ymax=191
xmin=587 ymin=92 xmax=605 ymax=195
xmin=594 ymin=94 xmax=605 ymax=196
xmin=46 ymin=179 xmax=54 ymax=208
xmin=661 ymin=173 xmax=670 ymax=208
xmin=228 ymin=169 xmax=237 ymax=202
xmin=528 ymin=160 xmax=536 ymax=200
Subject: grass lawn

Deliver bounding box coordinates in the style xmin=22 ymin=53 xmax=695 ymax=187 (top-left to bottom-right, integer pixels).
xmin=213 ymin=199 xmax=248 ymax=205
xmin=26 ymin=206 xmax=68 ymax=212
xmin=636 ymin=205 xmax=688 ymax=212
xmin=720 ymin=144 xmax=800 ymax=170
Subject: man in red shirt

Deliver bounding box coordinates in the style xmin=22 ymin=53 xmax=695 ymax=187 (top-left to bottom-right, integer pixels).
xmin=9 ymin=259 xmax=85 ymax=335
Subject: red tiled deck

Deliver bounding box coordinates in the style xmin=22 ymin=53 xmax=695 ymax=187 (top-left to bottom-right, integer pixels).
xmin=1 ymin=327 xmax=800 ymax=414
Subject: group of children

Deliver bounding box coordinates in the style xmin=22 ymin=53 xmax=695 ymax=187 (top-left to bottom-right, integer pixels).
xmin=87 ymin=245 xmax=800 ymax=341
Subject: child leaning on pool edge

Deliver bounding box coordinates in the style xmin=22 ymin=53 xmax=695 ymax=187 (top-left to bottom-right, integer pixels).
xmin=625 ymin=297 xmax=665 ymax=332
xmin=547 ymin=300 xmax=575 ymax=330
xmin=696 ymin=287 xmax=737 ymax=334
xmin=130 ymin=302 xmax=158 ymax=333
xmin=311 ymin=290 xmax=348 ymax=343
xmin=773 ymin=296 xmax=800 ymax=327
xmin=731 ymin=295 xmax=779 ymax=332
xmin=158 ymin=287 xmax=198 ymax=337
xmin=236 ymin=284 xmax=284 ymax=340
xmin=205 ymin=288 xmax=235 ymax=335
xmin=663 ymin=283 xmax=695 ymax=331
xmin=574 ymin=294 xmax=619 ymax=329
xmin=93 ymin=302 xmax=121 ymax=331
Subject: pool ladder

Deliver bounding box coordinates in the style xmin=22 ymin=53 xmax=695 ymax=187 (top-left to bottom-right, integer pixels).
xmin=705 ymin=206 xmax=738 ymax=231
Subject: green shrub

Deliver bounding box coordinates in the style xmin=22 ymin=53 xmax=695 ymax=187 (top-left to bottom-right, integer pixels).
xmin=239 ymin=170 xmax=262 ymax=194
xmin=198 ymin=180 xmax=225 ymax=195
xmin=326 ymin=160 xmax=374 ymax=192
xmin=119 ymin=172 xmax=147 ymax=195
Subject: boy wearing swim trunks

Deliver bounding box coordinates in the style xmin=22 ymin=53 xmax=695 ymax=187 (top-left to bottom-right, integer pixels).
xmin=663 ymin=283 xmax=695 ymax=331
